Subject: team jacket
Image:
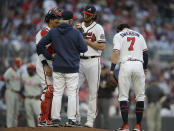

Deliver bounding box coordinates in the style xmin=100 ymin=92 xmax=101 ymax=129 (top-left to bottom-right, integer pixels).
xmin=37 ymin=24 xmax=88 ymax=73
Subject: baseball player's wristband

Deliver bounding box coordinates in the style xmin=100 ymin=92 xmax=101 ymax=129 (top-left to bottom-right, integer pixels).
xmin=110 ymin=63 xmax=116 ymax=71
xmin=41 ymin=60 xmax=48 ymax=67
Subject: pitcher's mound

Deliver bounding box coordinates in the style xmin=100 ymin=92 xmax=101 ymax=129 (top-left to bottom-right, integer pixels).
xmin=1 ymin=127 xmax=112 ymax=131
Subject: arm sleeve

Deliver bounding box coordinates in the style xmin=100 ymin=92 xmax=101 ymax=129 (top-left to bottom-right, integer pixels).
xmin=77 ymin=30 xmax=88 ymax=53
xmin=37 ymin=32 xmax=53 ymax=60
xmin=96 ymin=25 xmax=106 ymax=43
xmin=113 ymin=34 xmax=121 ymax=51
xmin=141 ymin=36 xmax=148 ymax=51
xmin=143 ymin=50 xmax=148 ymax=69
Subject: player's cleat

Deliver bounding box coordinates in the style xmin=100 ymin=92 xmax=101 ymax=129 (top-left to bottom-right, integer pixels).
xmin=65 ymin=119 xmax=79 ymax=127
xmin=51 ymin=119 xmax=62 ymax=127
xmin=38 ymin=119 xmax=52 ymax=127
xmin=133 ymin=123 xmax=144 ymax=131
xmin=84 ymin=121 xmax=93 ymax=128
xmin=117 ymin=123 xmax=129 ymax=131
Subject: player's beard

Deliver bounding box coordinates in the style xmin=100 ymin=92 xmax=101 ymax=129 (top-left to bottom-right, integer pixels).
xmin=28 ymin=70 xmax=35 ymax=76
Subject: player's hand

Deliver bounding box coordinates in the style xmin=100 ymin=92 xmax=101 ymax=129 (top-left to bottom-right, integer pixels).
xmin=74 ymin=22 xmax=82 ymax=29
xmin=44 ymin=65 xmax=52 ymax=77
xmin=144 ymin=69 xmax=147 ymax=76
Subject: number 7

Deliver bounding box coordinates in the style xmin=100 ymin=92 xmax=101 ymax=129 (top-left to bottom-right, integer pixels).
xmin=127 ymin=37 xmax=135 ymax=51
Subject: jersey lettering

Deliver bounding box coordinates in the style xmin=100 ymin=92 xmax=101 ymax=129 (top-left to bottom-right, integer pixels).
xmin=127 ymin=37 xmax=135 ymax=51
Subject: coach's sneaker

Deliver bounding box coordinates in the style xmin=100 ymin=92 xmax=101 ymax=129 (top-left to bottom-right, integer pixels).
xmin=38 ymin=119 xmax=52 ymax=127
xmin=65 ymin=119 xmax=79 ymax=127
xmin=133 ymin=123 xmax=144 ymax=131
xmin=84 ymin=121 xmax=93 ymax=128
xmin=51 ymin=119 xmax=61 ymax=127
xmin=117 ymin=123 xmax=129 ymax=131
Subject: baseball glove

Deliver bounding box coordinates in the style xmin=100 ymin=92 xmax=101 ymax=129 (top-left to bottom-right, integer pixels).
xmin=108 ymin=74 xmax=118 ymax=89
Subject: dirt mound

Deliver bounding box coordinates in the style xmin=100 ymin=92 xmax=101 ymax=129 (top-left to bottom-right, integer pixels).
xmin=1 ymin=127 xmax=112 ymax=131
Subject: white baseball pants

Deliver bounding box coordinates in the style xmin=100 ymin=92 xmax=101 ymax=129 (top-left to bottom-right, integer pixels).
xmin=24 ymin=99 xmax=41 ymax=127
xmin=77 ymin=57 xmax=101 ymax=123
xmin=51 ymin=72 xmax=79 ymax=120
xmin=118 ymin=61 xmax=145 ymax=102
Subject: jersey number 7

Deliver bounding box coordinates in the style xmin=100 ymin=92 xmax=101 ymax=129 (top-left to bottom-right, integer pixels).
xmin=127 ymin=37 xmax=135 ymax=51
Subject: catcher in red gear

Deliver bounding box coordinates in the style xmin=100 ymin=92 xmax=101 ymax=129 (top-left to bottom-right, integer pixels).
xmin=36 ymin=8 xmax=62 ymax=126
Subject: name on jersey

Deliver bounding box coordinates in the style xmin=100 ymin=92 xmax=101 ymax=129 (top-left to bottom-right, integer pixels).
xmin=120 ymin=31 xmax=140 ymax=38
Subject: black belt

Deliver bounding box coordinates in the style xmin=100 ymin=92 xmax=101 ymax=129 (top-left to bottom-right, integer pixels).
xmin=80 ymin=56 xmax=100 ymax=59
xmin=127 ymin=58 xmax=142 ymax=62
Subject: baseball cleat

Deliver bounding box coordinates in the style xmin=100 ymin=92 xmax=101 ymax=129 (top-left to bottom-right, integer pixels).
xmin=84 ymin=121 xmax=93 ymax=128
xmin=51 ymin=119 xmax=62 ymax=127
xmin=65 ymin=119 xmax=79 ymax=127
xmin=38 ymin=119 xmax=52 ymax=127
xmin=133 ymin=123 xmax=144 ymax=131
xmin=117 ymin=123 xmax=129 ymax=131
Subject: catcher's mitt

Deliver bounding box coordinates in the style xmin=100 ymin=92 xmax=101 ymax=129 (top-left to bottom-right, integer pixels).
xmin=108 ymin=73 xmax=118 ymax=89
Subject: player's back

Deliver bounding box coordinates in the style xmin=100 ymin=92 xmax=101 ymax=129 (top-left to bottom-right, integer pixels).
xmin=114 ymin=29 xmax=147 ymax=63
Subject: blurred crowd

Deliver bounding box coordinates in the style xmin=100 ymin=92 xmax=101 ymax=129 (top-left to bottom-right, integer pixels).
xmin=0 ymin=0 xmax=174 ymax=127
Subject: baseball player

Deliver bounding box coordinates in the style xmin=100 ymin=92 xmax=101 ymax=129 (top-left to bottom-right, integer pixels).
xmin=110 ymin=24 xmax=148 ymax=131
xmin=35 ymin=8 xmax=62 ymax=126
xmin=37 ymin=10 xmax=87 ymax=127
xmin=75 ymin=5 xmax=106 ymax=127
xmin=4 ymin=57 xmax=22 ymax=128
xmin=22 ymin=63 xmax=42 ymax=127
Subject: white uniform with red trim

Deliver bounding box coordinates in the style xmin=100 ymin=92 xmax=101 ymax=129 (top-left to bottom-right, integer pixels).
xmin=35 ymin=26 xmax=53 ymax=89
xmin=22 ymin=74 xmax=42 ymax=127
xmin=4 ymin=67 xmax=21 ymax=128
xmin=78 ymin=21 xmax=105 ymax=126
xmin=113 ymin=28 xmax=148 ymax=102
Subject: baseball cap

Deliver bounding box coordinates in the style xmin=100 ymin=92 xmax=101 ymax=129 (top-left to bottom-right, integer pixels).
xmin=61 ymin=10 xmax=76 ymax=20
xmin=82 ymin=5 xmax=96 ymax=16
xmin=27 ymin=63 xmax=36 ymax=70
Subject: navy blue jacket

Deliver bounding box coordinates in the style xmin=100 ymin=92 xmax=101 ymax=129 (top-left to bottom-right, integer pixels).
xmin=37 ymin=24 xmax=88 ymax=73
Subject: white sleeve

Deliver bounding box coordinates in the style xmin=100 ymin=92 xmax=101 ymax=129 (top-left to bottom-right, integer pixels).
xmin=35 ymin=31 xmax=42 ymax=45
xmin=141 ymin=35 xmax=148 ymax=51
xmin=4 ymin=69 xmax=10 ymax=80
xmin=113 ymin=34 xmax=121 ymax=50
xmin=35 ymin=31 xmax=47 ymax=62
xmin=96 ymin=25 xmax=106 ymax=43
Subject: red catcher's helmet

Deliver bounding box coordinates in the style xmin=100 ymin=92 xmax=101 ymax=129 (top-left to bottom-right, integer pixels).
xmin=14 ymin=57 xmax=22 ymax=68
xmin=27 ymin=63 xmax=36 ymax=70
xmin=45 ymin=7 xmax=62 ymax=23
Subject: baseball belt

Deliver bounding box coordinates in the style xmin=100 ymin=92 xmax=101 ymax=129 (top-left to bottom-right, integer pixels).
xmin=80 ymin=56 xmax=100 ymax=59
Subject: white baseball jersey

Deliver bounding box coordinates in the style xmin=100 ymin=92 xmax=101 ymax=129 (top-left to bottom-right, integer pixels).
xmin=113 ymin=28 xmax=148 ymax=102
xmin=113 ymin=28 xmax=148 ymax=63
xmin=35 ymin=26 xmax=53 ymax=88
xmin=4 ymin=67 xmax=21 ymax=91
xmin=4 ymin=67 xmax=21 ymax=128
xmin=81 ymin=21 xmax=106 ymax=57
xmin=22 ymin=74 xmax=42 ymax=97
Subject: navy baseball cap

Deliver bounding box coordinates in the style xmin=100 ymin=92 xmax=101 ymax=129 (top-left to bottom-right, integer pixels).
xmin=61 ymin=10 xmax=76 ymax=20
xmin=82 ymin=5 xmax=96 ymax=16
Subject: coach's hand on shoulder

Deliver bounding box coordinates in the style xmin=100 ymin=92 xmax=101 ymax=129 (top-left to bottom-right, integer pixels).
xmin=44 ymin=65 xmax=52 ymax=77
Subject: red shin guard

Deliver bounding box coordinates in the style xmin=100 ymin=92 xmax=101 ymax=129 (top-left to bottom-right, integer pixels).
xmin=40 ymin=85 xmax=53 ymax=121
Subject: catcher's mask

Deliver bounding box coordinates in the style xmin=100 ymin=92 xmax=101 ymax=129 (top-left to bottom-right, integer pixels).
xmin=45 ymin=8 xmax=62 ymax=23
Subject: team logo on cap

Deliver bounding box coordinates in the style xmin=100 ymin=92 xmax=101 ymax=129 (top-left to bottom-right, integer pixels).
xmin=87 ymin=8 xmax=92 ymax=11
